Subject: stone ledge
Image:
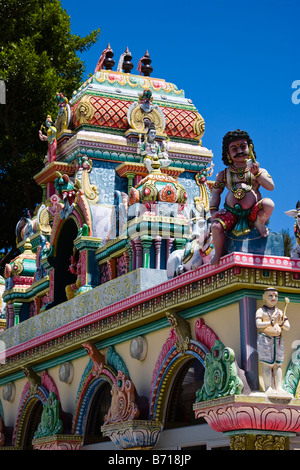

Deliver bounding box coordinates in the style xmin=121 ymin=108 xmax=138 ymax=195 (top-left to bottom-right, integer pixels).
xmin=193 ymin=394 xmax=300 ymax=434
xmin=32 ymin=434 xmax=83 ymax=450
xmin=101 ymin=420 xmax=162 ymax=450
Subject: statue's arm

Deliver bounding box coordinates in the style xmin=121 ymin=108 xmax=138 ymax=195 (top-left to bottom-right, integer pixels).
xmin=250 ymin=163 xmax=275 ymax=191
xmin=256 ymin=308 xmax=271 ymax=328
xmin=209 ymin=171 xmax=225 ymax=215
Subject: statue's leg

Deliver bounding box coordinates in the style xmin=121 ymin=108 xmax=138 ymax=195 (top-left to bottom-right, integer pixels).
xmin=167 ymin=251 xmax=183 ymax=278
xmin=273 ymin=364 xmax=293 ymax=396
xmin=252 ymin=198 xmax=274 ymax=237
xmin=262 ymin=363 xmax=275 ymax=395
xmin=273 ymin=364 xmax=284 ymax=393
xmin=210 ymin=220 xmax=226 ymax=265
xmin=144 ymin=158 xmax=152 ymax=173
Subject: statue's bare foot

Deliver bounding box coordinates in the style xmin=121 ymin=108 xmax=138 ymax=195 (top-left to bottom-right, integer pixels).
xmin=276 ymin=387 xmax=293 ymax=398
xmin=255 ymin=222 xmax=269 ymax=238
xmin=265 ymin=387 xmax=277 ymax=397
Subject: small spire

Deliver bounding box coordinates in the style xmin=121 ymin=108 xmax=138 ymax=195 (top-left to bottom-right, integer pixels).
xmin=103 ymin=43 xmax=115 ymax=70
xmin=122 ymin=47 xmax=134 ymax=73
xmin=137 ymin=50 xmax=153 ymax=76
xmin=94 ymin=43 xmax=115 ymax=73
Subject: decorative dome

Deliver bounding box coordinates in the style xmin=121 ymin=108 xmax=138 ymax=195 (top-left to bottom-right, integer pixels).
xmin=128 ymin=157 xmax=187 ymax=214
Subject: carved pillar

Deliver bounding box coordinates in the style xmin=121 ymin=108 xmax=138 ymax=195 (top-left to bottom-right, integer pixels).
xmin=141 ymin=236 xmax=152 ymax=268
xmin=12 ymin=302 xmax=22 ymax=326
xmin=126 ymin=243 xmax=133 ymax=272
xmin=74 ymin=235 xmax=102 ymax=294
xmin=123 ymin=250 xmax=130 ymax=274
xmin=126 ymin=172 xmax=135 ymax=195
xmin=6 ymin=304 xmax=14 ymax=329
xmin=165 ymin=238 xmax=173 ymax=264
xmin=229 ymin=432 xmax=290 ymax=450
xmin=239 ymin=296 xmax=259 ymax=390
xmin=135 ymin=239 xmax=143 ymax=269
xmin=130 ymin=240 xmax=136 ymax=271
xmin=40 ymin=183 xmax=47 ymax=203
xmin=154 ymin=236 xmax=162 ymax=269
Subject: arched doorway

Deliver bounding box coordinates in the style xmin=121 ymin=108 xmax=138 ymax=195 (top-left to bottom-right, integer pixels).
xmin=54 ymin=218 xmax=78 ymax=305
xmin=20 ymin=399 xmax=43 ymax=449
xmin=83 ymin=380 xmax=111 ymax=445
xmin=165 ymin=357 xmax=206 ymax=429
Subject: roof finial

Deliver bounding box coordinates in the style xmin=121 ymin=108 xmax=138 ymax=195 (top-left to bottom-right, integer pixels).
xmin=117 ymin=47 xmax=134 ymax=73
xmin=94 ymin=43 xmax=115 ymax=73
xmin=122 ymin=47 xmax=134 ymax=73
xmin=103 ymin=43 xmax=115 ymax=70
xmin=137 ymin=50 xmax=153 ymax=77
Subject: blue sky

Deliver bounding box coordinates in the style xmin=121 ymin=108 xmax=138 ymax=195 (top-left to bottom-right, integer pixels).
xmin=60 ymin=0 xmax=300 ymax=237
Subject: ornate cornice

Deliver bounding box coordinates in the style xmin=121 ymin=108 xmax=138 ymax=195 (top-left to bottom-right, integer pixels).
xmin=0 ymin=254 xmax=299 ymax=377
xmin=33 ymin=162 xmax=76 ymax=185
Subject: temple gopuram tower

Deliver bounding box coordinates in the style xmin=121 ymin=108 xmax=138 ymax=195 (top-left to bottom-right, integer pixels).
xmin=0 ymin=46 xmax=300 ymax=452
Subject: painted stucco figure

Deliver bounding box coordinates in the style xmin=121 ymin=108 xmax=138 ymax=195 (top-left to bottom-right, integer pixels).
xmin=285 ymin=200 xmax=300 ymax=258
xmin=166 ymin=216 xmax=214 ymax=278
xmin=138 ymin=122 xmax=171 ymax=173
xmin=39 ymin=115 xmax=57 ymax=163
xmin=210 ymin=129 xmax=275 ymax=264
xmin=256 ymin=287 xmax=291 ymax=396
xmin=65 ymin=251 xmax=82 ymax=300
xmin=33 ymin=391 xmax=63 ymax=438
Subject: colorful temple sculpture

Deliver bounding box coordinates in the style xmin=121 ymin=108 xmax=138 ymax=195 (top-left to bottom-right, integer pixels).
xmin=1 ymin=45 xmax=300 ymax=451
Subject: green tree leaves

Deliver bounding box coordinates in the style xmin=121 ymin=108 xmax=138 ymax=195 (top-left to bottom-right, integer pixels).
xmin=0 ymin=0 xmax=100 ymax=264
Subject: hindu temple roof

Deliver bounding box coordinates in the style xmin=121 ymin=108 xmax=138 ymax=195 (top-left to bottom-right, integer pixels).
xmin=69 ymin=46 xmax=206 ymax=143
xmin=72 ymin=69 xmax=189 ymax=106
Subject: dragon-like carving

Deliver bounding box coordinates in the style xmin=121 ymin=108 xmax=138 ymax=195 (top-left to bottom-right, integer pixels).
xmin=103 ymin=371 xmax=139 ymax=425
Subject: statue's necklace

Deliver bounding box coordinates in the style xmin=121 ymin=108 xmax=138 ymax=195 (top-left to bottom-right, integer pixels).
xmin=228 ymin=166 xmax=252 ymax=200
xmin=229 ymin=165 xmax=249 ymax=179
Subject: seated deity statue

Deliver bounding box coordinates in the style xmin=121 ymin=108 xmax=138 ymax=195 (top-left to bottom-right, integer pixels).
xmin=138 ymin=122 xmax=171 ymax=173
xmin=209 ymin=129 xmax=275 ymax=265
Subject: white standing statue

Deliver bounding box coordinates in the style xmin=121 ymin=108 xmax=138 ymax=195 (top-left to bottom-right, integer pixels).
xmin=285 ymin=200 xmax=300 ymax=258
xmin=256 ymin=287 xmax=292 ymax=397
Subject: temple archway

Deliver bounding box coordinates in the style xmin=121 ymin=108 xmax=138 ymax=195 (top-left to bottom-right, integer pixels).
xmin=149 ymin=329 xmax=209 ymax=424
xmin=20 ymin=398 xmax=43 ymax=449
xmin=12 ymin=386 xmax=48 ymax=449
xmin=53 ymin=217 xmax=78 ymax=305
xmin=72 ymin=359 xmax=115 ymax=439
xmin=83 ymin=379 xmax=112 ymax=445
xmin=165 ymin=356 xmax=205 ymax=428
